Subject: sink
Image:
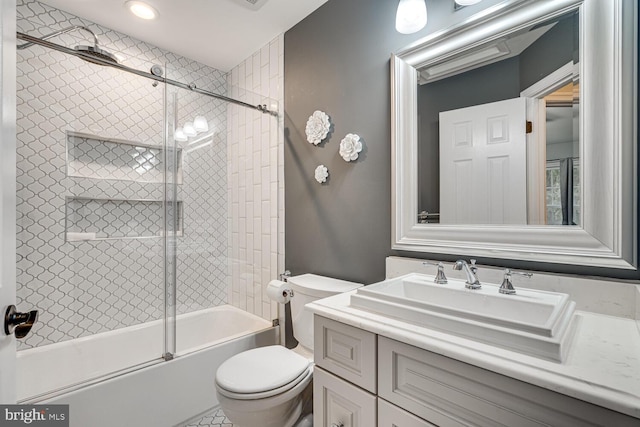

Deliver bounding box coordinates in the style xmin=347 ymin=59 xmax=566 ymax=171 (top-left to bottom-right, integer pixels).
xmin=350 ymin=273 xmax=576 ymax=362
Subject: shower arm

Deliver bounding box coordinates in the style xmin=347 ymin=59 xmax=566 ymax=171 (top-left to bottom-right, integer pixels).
xmin=17 ymin=25 xmax=100 ymax=50
xmin=16 ymin=31 xmax=278 ymax=116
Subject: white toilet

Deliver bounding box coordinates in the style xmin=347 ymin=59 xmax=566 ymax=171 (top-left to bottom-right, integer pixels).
xmin=215 ymin=273 xmax=362 ymax=427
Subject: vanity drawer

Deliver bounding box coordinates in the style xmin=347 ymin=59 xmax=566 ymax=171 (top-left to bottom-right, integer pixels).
xmin=378 ymin=336 xmax=639 ymax=427
xmin=313 ymin=366 xmax=376 ymax=427
xmin=314 ymin=315 xmax=377 ymax=393
xmin=378 ymin=398 xmax=436 ymax=427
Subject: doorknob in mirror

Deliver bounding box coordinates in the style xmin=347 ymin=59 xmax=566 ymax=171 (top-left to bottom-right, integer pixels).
xmin=4 ymin=305 xmax=39 ymax=339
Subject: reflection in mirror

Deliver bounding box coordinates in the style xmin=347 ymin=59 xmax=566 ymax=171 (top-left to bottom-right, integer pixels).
xmin=416 ymin=10 xmax=579 ymax=226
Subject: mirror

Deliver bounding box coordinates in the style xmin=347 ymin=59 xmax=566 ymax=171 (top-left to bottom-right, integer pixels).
xmin=391 ymin=0 xmax=636 ymax=269
xmin=417 ymin=9 xmax=580 ymax=226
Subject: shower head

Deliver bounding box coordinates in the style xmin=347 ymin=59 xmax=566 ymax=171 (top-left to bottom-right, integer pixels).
xmin=74 ymin=45 xmax=119 ymax=65
xmin=17 ymin=25 xmax=119 ymax=66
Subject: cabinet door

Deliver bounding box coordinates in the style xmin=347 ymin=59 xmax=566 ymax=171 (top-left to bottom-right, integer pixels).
xmin=378 ymin=398 xmax=436 ymax=427
xmin=313 ymin=367 xmax=376 ymax=427
xmin=378 ymin=336 xmax=639 ymax=427
xmin=314 ymin=315 xmax=377 ymax=393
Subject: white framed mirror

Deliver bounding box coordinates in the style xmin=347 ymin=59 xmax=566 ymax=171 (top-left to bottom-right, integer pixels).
xmin=391 ymin=0 xmax=637 ymax=269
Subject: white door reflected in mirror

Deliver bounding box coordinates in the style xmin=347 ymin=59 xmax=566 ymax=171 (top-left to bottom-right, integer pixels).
xmin=439 ymin=98 xmax=528 ymax=225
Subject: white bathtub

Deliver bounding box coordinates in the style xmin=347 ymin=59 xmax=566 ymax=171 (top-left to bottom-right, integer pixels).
xmin=17 ymin=305 xmax=277 ymax=427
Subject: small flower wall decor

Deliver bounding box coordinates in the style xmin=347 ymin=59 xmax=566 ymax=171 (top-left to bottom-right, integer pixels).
xmin=305 ymin=110 xmax=331 ymax=145
xmin=339 ymin=133 xmax=363 ymax=162
xmin=314 ymin=165 xmax=329 ymax=183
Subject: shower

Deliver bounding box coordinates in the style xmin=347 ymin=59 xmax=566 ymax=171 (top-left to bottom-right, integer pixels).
xmin=7 ymin=2 xmax=286 ymax=423
xmin=17 ymin=25 xmax=119 ymax=65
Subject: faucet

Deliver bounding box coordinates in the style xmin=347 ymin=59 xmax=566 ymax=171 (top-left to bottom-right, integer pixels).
xmin=453 ymin=259 xmax=481 ymax=290
xmin=422 ymin=261 xmax=448 ymax=284
xmin=499 ymin=268 xmax=533 ymax=295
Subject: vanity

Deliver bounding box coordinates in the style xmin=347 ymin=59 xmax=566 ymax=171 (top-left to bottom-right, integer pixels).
xmin=308 ymin=264 xmax=640 ymax=427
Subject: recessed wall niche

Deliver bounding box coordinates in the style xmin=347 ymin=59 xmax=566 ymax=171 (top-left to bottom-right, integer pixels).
xmin=65 ymin=197 xmax=183 ymax=241
xmin=66 ymin=131 xmax=183 ymax=184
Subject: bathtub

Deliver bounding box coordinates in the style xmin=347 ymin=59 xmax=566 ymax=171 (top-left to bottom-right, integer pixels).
xmin=17 ymin=305 xmax=277 ymax=427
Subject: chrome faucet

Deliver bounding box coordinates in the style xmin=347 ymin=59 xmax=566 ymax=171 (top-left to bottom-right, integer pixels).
xmin=454 ymin=259 xmax=481 ymax=289
xmin=422 ymin=261 xmax=448 ymax=284
xmin=499 ymin=268 xmax=533 ymax=295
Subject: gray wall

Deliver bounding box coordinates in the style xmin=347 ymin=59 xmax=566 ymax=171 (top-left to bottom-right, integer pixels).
xmin=284 ymin=0 xmax=503 ymax=285
xmin=284 ymin=0 xmax=640 ymax=284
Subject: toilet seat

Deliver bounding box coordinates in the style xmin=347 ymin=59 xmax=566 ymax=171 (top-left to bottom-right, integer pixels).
xmin=215 ymin=345 xmax=311 ymax=399
xmin=216 ymin=367 xmax=313 ymax=400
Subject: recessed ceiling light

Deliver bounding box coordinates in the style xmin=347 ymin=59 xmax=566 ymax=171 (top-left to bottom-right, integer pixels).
xmin=125 ymin=1 xmax=158 ymax=20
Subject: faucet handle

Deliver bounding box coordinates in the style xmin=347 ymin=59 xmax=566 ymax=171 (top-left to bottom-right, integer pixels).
xmin=469 ymin=259 xmax=478 ymax=272
xmin=422 ymin=261 xmax=448 ymax=284
xmin=499 ymin=268 xmax=533 ymax=295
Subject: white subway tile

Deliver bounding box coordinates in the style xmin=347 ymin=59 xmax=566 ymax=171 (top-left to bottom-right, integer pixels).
xmin=269 ymin=40 xmax=278 ymax=78
xmin=271 ymin=218 xmax=278 ymax=252
xmin=246 ymin=234 xmax=254 ymax=263
xmin=262 ymin=201 xmax=270 ymax=233
xmin=261 ymin=44 xmax=269 ymax=67
xmin=271 ymin=185 xmax=278 ymax=217
xmin=262 ymin=235 xmax=270 ymax=267
xmin=253 ymin=222 xmax=262 ymax=249
xmin=270 ymin=252 xmax=278 ymax=278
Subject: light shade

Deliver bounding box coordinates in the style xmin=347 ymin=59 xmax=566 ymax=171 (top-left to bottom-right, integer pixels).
xmin=125 ymin=1 xmax=158 ymax=20
xmin=183 ymin=122 xmax=197 ymax=137
xmin=396 ymin=0 xmax=427 ymax=34
xmin=174 ymin=127 xmax=188 ymax=142
xmin=454 ymin=0 xmax=482 ymax=6
xmin=193 ymin=116 xmax=209 ymax=133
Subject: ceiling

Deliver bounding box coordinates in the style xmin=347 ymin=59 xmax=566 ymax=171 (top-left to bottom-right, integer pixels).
xmin=39 ymin=0 xmax=328 ymax=72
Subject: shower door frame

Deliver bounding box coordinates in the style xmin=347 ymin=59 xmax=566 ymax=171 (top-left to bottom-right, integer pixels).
xmin=0 ymin=0 xmax=17 ymax=404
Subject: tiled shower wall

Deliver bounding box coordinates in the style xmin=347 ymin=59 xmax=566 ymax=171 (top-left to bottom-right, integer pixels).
xmin=16 ymin=0 xmax=230 ymax=349
xmin=228 ymin=35 xmax=285 ymax=321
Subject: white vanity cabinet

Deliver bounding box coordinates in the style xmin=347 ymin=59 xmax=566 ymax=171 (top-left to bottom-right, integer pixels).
xmin=313 ymin=316 xmax=377 ymax=427
xmin=313 ymin=315 xmax=639 ymax=427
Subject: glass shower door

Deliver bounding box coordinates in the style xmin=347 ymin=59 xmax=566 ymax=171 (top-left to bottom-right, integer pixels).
xmin=15 ymin=26 xmax=172 ymax=400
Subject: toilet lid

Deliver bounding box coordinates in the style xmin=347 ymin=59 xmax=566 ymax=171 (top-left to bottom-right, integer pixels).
xmin=216 ymin=345 xmax=311 ymax=394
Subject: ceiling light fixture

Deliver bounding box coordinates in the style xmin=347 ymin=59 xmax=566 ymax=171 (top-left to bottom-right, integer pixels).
xmin=125 ymin=1 xmax=158 ymax=20
xmin=454 ymin=0 xmax=483 ymax=7
xmin=396 ymin=0 xmax=427 ymax=34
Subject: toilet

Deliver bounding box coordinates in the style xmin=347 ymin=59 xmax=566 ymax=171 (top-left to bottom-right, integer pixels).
xmin=215 ymin=274 xmax=362 ymax=427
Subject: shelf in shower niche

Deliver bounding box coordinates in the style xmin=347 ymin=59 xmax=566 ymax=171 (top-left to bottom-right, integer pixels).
xmin=65 ymin=197 xmax=183 ymax=242
xmin=66 ymin=131 xmax=183 ymax=184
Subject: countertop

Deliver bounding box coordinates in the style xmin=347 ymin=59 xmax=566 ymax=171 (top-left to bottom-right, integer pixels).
xmin=307 ymin=290 xmax=640 ymax=419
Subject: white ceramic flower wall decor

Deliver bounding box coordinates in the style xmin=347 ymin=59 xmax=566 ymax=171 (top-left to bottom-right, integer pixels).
xmin=314 ymin=165 xmax=329 ymax=183
xmin=305 ymin=110 xmax=331 ymax=145
xmin=339 ymin=133 xmax=363 ymax=162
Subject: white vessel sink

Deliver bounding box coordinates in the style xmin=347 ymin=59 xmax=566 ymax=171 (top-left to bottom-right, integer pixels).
xmin=350 ymin=273 xmax=576 ymax=362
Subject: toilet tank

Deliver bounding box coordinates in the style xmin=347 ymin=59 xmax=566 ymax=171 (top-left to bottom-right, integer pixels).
xmin=287 ymin=274 xmax=362 ymax=352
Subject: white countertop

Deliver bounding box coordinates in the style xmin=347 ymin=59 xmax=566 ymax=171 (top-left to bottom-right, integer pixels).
xmin=307 ymin=291 xmax=640 ymax=419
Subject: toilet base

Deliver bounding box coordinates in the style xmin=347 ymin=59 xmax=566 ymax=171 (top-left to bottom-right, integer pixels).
xmin=218 ymin=380 xmax=312 ymax=427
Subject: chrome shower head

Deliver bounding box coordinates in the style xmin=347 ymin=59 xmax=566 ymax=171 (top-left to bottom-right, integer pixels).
xmin=74 ymin=45 xmax=119 ymax=65
xmin=17 ymin=25 xmax=119 ymax=66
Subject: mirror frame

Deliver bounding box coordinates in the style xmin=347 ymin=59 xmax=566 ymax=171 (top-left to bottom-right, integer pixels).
xmin=391 ymin=0 xmax=637 ymax=269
